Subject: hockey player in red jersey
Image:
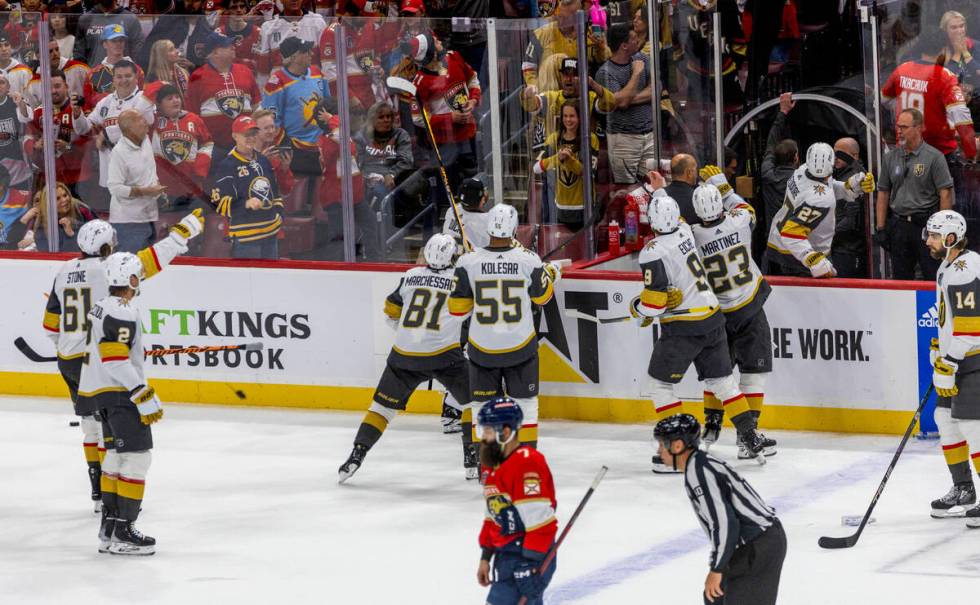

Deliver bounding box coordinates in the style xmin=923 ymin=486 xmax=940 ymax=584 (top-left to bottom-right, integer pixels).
xmin=477 ymin=397 xmax=557 ymax=605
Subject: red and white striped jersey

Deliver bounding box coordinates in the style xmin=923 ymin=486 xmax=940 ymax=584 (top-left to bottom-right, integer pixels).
xmin=479 ymin=446 xmax=557 ymax=558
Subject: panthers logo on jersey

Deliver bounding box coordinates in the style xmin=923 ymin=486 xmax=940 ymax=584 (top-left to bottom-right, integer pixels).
xmin=355 ymin=51 xmax=376 ymax=73
xmin=249 ymin=176 xmax=273 ymax=206
xmin=444 ymin=83 xmax=469 ymax=112
xmin=162 ymin=139 xmax=190 ymax=164
xmin=300 ymin=94 xmax=324 ymax=129
xmin=486 ymin=493 xmax=513 ymax=517
xmin=217 ymin=94 xmax=244 ymax=118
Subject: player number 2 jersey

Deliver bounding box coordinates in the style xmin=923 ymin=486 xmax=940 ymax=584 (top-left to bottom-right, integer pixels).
xmin=77 ymin=296 xmax=146 ymax=410
xmin=691 ymin=208 xmax=770 ymax=324
xmin=450 ymin=245 xmax=555 ymax=368
xmin=637 ymin=223 xmax=722 ymax=336
xmin=937 ymin=250 xmax=980 ymax=365
xmin=383 ymin=265 xmax=464 ymax=370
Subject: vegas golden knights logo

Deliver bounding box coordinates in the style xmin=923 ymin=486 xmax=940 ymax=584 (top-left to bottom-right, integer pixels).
xmin=914 ymin=163 xmax=925 ymax=177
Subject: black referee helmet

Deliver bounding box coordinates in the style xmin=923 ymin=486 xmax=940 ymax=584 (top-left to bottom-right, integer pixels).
xmin=654 ymin=413 xmax=701 ymax=450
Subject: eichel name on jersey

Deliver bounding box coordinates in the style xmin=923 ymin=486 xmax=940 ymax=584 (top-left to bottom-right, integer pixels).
xmin=384 ymin=266 xmax=466 ymax=371
xmin=691 ymin=208 xmax=771 ymax=326
xmin=449 ymin=245 xmax=556 ymax=368
xmin=638 ymin=223 xmax=723 ymax=336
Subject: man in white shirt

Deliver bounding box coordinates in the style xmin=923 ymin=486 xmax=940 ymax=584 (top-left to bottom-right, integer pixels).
xmin=106 ymin=109 xmax=167 ymax=253
xmin=75 ymin=59 xmax=154 ymax=190
xmin=0 ymin=35 xmax=32 ymax=98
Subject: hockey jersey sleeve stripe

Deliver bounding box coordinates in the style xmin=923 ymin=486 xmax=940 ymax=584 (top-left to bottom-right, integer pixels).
xmin=515 ymin=500 xmax=556 ymax=531
xmin=779 ymin=220 xmax=811 ymax=240
xmin=99 ymin=341 xmax=130 ymax=361
xmin=952 ymin=316 xmax=980 ymax=335
xmin=529 ymin=279 xmax=554 ymax=305
xmin=449 ymin=297 xmax=474 ymax=316
xmin=137 ymin=246 xmax=163 ymax=279
xmin=641 ymin=289 xmax=668 ymax=309
xmin=384 ymin=299 xmax=402 ymax=319
xmin=43 ymin=311 xmax=61 ymax=332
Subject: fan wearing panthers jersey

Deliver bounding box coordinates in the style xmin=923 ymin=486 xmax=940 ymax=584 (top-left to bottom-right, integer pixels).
xmin=924 ymin=210 xmax=980 ymax=527
xmin=338 ymin=234 xmax=475 ymax=482
xmin=77 ymin=253 xmax=164 ymax=556
xmin=690 ymin=184 xmax=776 ymax=459
xmin=42 ymin=214 xmax=204 ymax=512
xmin=476 ymin=398 xmax=558 ymax=605
xmin=766 ymin=142 xmax=874 ymax=278
xmin=255 ymin=0 xmax=327 ymax=81
xmin=150 ymin=84 xmax=214 ymax=204
xmin=629 ymin=188 xmax=767 ymax=472
xmin=449 ymin=204 xmax=561 ymax=450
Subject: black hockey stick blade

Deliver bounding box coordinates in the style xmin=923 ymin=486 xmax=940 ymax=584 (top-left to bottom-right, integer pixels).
xmin=14 ymin=337 xmax=57 ymax=362
xmin=817 ymin=385 xmax=933 ymax=550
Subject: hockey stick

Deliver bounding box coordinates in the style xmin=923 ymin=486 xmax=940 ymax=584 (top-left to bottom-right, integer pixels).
xmin=818 ymin=384 xmax=934 ymax=549
xmin=14 ymin=337 xmax=57 ymax=362
xmin=516 ymin=465 xmax=608 ymax=605
xmin=386 ymin=76 xmax=472 ymax=253
xmin=144 ymin=343 xmax=264 ymax=358
xmin=563 ymin=309 xmax=632 ymax=325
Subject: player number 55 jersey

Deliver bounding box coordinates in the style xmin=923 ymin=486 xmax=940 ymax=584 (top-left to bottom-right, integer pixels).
xmin=383 ymin=266 xmax=464 ymax=370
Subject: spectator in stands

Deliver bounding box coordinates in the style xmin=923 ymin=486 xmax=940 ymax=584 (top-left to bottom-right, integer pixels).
xmin=425 ymin=0 xmax=490 ymax=87
xmin=75 ymin=59 xmax=155 ymax=191
xmin=533 ymin=99 xmax=598 ymax=229
xmin=664 ymin=153 xmax=699 ymax=225
xmin=263 ymin=35 xmax=330 ymax=207
xmin=6 ymin=2 xmax=43 ymax=71
xmin=215 ymin=0 xmax=261 ymax=71
xmin=831 ymin=137 xmax=867 ymax=279
xmin=722 ymin=146 xmax=738 ymax=184
xmin=596 ymin=22 xmax=655 ymax=186
xmin=139 ymin=0 xmax=214 ymax=71
xmin=253 ymin=108 xmax=294 ymax=199
xmin=82 ymin=25 xmax=145 ymax=111
xmin=18 ymin=182 xmax=96 ymax=252
xmin=523 ymin=56 xmax=614 ymax=148
xmin=149 ymin=83 xmax=213 ymax=209
xmin=210 ymin=115 xmax=284 ymax=259
xmin=320 ymin=17 xmax=394 ymax=132
xmin=523 ymin=0 xmax=609 ymax=92
xmin=0 ymin=73 xmax=29 ymax=190
xmin=21 ymin=70 xmax=90 ymax=193
xmin=0 ymin=35 xmax=31 ymax=98
xmin=760 ymin=92 xmax=799 ymax=231
xmin=875 ymin=108 xmax=954 ymax=281
xmin=940 ymin=10 xmax=979 ymax=126
xmin=73 ymin=0 xmax=143 ymax=67
xmin=186 ymin=32 xmax=261 ymax=163
xmin=26 ymin=39 xmax=87 ymax=107
xmin=0 ymin=163 xmax=30 ymax=248
xmin=106 ymin=109 xmax=167 ymax=253
xmin=256 ymin=0 xmax=327 ymax=82
xmin=48 ymin=9 xmax=76 ymax=62
xmin=145 ymin=40 xmax=190 ymax=99
xmin=355 ymin=100 xmax=413 ymax=212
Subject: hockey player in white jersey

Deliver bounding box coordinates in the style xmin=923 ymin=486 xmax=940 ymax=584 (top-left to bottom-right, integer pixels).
xmin=766 ymin=142 xmax=874 ymax=277
xmin=77 ymin=252 xmax=165 ymax=556
xmin=690 ymin=184 xmax=776 ymax=458
xmin=629 ymin=192 xmax=767 ymax=472
xmin=338 ymin=234 xmax=475 ymax=482
xmin=41 ymin=212 xmax=203 ymax=512
xmin=443 ymin=177 xmax=492 ymax=253
xmin=449 ymin=204 xmax=561 ymax=451
xmin=924 ymin=210 xmax=980 ymax=525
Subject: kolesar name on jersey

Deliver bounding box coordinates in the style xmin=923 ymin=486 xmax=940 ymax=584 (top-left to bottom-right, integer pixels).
xmin=481 ymin=261 xmax=520 ymax=276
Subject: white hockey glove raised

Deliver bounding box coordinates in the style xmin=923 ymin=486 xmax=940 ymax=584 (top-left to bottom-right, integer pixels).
xmin=169 ymin=209 xmax=205 ymax=248
xmin=845 ymin=171 xmax=875 ymax=194
xmin=804 ymin=251 xmax=836 ymax=279
xmin=131 ymin=385 xmax=164 ymax=425
xmin=933 ymin=357 xmax=959 ymax=398
xmin=699 ymin=165 xmax=733 ymax=198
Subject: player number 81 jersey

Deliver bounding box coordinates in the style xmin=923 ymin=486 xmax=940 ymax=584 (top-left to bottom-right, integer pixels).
xmin=383 ymin=265 xmax=464 ymax=370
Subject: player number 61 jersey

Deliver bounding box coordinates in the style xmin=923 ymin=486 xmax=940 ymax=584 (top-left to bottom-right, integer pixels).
xmin=43 ymin=257 xmax=109 ymax=360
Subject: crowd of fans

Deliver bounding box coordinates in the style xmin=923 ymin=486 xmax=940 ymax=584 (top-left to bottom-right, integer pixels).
xmin=1 ymin=0 xmax=977 ymax=279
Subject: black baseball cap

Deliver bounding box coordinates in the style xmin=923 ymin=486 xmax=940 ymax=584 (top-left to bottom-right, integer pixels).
xmin=280 ymin=36 xmax=314 ymax=59
xmin=560 ymin=57 xmax=578 ymax=73
xmin=458 ymin=177 xmax=486 ymax=208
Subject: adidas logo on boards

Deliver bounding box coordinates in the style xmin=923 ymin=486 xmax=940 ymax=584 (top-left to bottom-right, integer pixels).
xmin=919 ymin=304 xmax=939 ymax=328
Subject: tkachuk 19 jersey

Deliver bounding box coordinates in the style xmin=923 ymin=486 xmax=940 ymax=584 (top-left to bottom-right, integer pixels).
xmin=442 ymin=207 xmax=492 ymax=252
xmin=936 ymin=250 xmax=980 ymax=365
xmin=42 ymin=238 xmax=187 ymax=360
xmin=76 ymin=295 xmax=146 ymax=410
xmin=449 ymin=245 xmax=555 ymax=368
xmin=479 ymin=445 xmax=557 ymax=559
xmin=766 ymin=165 xmax=856 ymax=273
xmin=383 ymin=265 xmax=464 ymax=371
xmin=636 ymin=223 xmax=723 ymax=336
xmin=691 ymin=208 xmax=770 ymax=324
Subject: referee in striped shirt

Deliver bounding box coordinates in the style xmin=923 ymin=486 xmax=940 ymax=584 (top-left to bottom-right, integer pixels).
xmin=655 ymin=414 xmax=787 ymax=605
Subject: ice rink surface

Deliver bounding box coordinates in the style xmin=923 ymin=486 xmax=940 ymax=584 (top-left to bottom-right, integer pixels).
xmin=3 ymin=395 xmax=979 ymax=604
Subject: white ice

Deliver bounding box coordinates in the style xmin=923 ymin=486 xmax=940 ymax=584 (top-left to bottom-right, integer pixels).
xmin=2 ymin=395 xmax=978 ymax=604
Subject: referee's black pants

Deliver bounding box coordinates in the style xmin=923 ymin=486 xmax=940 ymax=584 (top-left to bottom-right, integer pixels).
xmin=705 ymin=519 xmax=787 ymax=605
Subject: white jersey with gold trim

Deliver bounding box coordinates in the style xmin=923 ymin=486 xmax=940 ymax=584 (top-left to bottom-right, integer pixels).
xmin=383 ymin=265 xmax=464 ymax=364
xmin=77 ymin=295 xmax=146 ymax=408
xmin=937 ymin=250 xmax=980 ymax=362
xmin=691 ymin=208 xmax=767 ymax=319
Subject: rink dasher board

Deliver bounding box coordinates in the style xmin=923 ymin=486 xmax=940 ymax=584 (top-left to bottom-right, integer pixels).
xmin=0 ymin=256 xmax=934 ymax=435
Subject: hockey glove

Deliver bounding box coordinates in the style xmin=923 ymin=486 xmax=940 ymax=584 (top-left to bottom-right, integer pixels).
xmin=544 ymin=262 xmax=563 ymax=285
xmin=169 ymin=209 xmax=205 ymax=247
xmin=666 ymin=287 xmax=683 ymax=310
xmin=495 ymin=504 xmax=525 ymax=536
xmin=803 ymin=251 xmax=836 ymax=278
xmin=513 ymin=560 xmax=546 ymax=600
xmin=933 ymin=357 xmax=959 ymax=398
xmin=629 ymin=296 xmax=654 ymax=328
xmin=872 ymin=229 xmax=890 ymax=252
xmin=131 ymin=385 xmax=164 ymax=425
xmin=845 ymin=171 xmax=875 ymax=194
xmin=699 ymin=165 xmax=733 ymax=198
xmin=930 ymin=338 xmax=940 ymax=366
